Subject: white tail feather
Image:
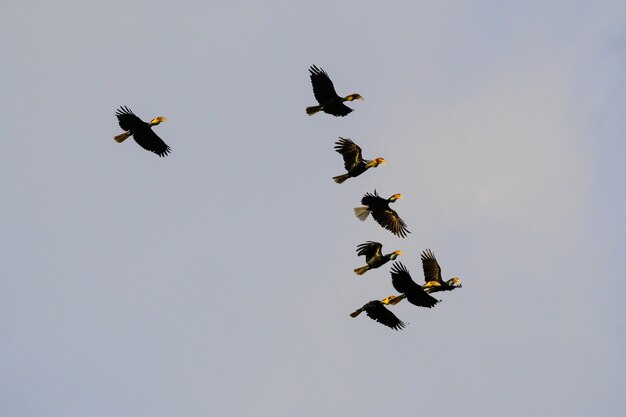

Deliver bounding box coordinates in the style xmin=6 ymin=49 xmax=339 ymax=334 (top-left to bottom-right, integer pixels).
xmin=333 ymin=173 xmax=350 ymax=184
xmin=114 ymin=131 xmax=132 ymax=143
xmin=354 ymin=207 xmax=370 ymax=221
xmin=354 ymin=265 xmax=369 ymax=275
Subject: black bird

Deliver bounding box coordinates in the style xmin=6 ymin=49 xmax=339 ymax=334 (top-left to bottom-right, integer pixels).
xmin=354 ymin=190 xmax=410 ymax=238
xmin=421 ymin=249 xmax=462 ymax=293
xmin=306 ymin=65 xmax=363 ymax=117
xmin=114 ymin=106 xmax=171 ymax=157
xmin=354 ymin=241 xmax=403 ymax=275
xmin=333 ymin=137 xmax=385 ymax=184
xmin=350 ymin=295 xmax=406 ymax=330
xmin=390 ymin=262 xmax=439 ymax=308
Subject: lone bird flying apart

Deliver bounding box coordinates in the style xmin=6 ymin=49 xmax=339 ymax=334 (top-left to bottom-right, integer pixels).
xmin=354 ymin=241 xmax=403 ymax=275
xmin=114 ymin=106 xmax=171 ymax=157
xmin=354 ymin=190 xmax=410 ymax=238
xmin=333 ymin=137 xmax=385 ymax=184
xmin=390 ymin=262 xmax=439 ymax=308
xmin=421 ymin=249 xmax=462 ymax=293
xmin=306 ymin=65 xmax=363 ymax=117
xmin=350 ymin=295 xmax=406 ymax=330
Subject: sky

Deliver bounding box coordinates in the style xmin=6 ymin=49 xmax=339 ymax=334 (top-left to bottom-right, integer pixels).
xmin=1 ymin=1 xmax=625 ymax=416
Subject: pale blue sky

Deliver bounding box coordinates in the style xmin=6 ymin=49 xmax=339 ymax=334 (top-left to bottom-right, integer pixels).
xmin=1 ymin=1 xmax=625 ymax=416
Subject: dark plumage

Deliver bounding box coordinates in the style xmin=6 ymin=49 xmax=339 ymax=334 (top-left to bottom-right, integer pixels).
xmin=421 ymin=249 xmax=462 ymax=293
xmin=354 ymin=190 xmax=410 ymax=238
xmin=350 ymin=296 xmax=406 ymax=330
xmin=390 ymin=262 xmax=439 ymax=308
xmin=332 ymin=137 xmax=385 ymax=184
xmin=114 ymin=106 xmax=171 ymax=157
xmin=354 ymin=241 xmax=403 ymax=275
xmin=306 ymin=65 xmax=363 ymax=117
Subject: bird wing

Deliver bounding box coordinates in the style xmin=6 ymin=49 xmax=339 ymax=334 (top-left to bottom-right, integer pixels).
xmin=371 ymin=208 xmax=410 ymax=238
xmin=421 ymin=249 xmax=443 ymax=283
xmin=390 ymin=262 xmax=418 ymax=294
xmin=334 ymin=137 xmax=363 ymax=171
xmin=324 ymin=102 xmax=353 ymax=117
xmin=356 ymin=241 xmax=383 ymax=263
xmin=115 ymin=106 xmax=144 ymax=132
xmin=361 ymin=190 xmax=382 ymax=206
xmin=309 ymin=65 xmax=340 ymax=104
xmin=390 ymin=262 xmax=439 ymax=308
xmin=133 ymin=129 xmax=171 ymax=157
xmin=363 ymin=301 xmax=406 ymax=330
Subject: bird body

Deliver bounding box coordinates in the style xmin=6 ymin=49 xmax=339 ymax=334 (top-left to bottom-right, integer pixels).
xmin=390 ymin=262 xmax=439 ymax=308
xmin=114 ymin=106 xmax=171 ymax=157
xmin=421 ymin=249 xmax=462 ymax=293
xmin=350 ymin=295 xmax=406 ymax=330
xmin=354 ymin=190 xmax=410 ymax=238
xmin=333 ymin=137 xmax=385 ymax=184
xmin=306 ymin=65 xmax=363 ymax=117
xmin=354 ymin=241 xmax=403 ymax=275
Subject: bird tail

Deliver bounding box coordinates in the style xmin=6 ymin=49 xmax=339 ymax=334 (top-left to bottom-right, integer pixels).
xmin=354 ymin=206 xmax=370 ymax=221
xmin=306 ymin=105 xmax=323 ymax=116
xmin=114 ymin=131 xmax=132 ymax=143
xmin=354 ymin=265 xmax=369 ymax=275
xmin=350 ymin=308 xmax=364 ymax=318
xmin=333 ymin=173 xmax=350 ymax=184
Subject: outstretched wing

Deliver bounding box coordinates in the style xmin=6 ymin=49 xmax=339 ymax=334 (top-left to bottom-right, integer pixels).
xmin=363 ymin=301 xmax=406 ymax=330
xmin=334 ymin=137 xmax=363 ymax=171
xmin=371 ymin=207 xmax=410 ymax=238
xmin=361 ymin=190 xmax=382 ymax=206
xmin=421 ymin=249 xmax=442 ymax=283
xmin=325 ymin=102 xmax=353 ymax=117
xmin=390 ymin=262 xmax=438 ymax=308
xmin=390 ymin=262 xmax=418 ymax=294
xmin=115 ymin=106 xmax=145 ymax=131
xmin=133 ymin=129 xmax=171 ymax=157
xmin=356 ymin=241 xmax=383 ymax=263
xmin=309 ymin=65 xmax=340 ymax=104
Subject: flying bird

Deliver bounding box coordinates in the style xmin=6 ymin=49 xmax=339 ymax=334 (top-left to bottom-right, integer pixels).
xmin=350 ymin=295 xmax=406 ymax=330
xmin=306 ymin=65 xmax=363 ymax=117
xmin=354 ymin=241 xmax=403 ymax=275
xmin=333 ymin=137 xmax=385 ymax=184
xmin=390 ymin=262 xmax=439 ymax=308
xmin=421 ymin=249 xmax=462 ymax=293
xmin=354 ymin=190 xmax=410 ymax=238
xmin=114 ymin=106 xmax=171 ymax=157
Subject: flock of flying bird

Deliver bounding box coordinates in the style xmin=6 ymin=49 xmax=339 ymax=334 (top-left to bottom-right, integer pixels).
xmin=111 ymin=65 xmax=463 ymax=331
xmin=306 ymin=65 xmax=464 ymax=330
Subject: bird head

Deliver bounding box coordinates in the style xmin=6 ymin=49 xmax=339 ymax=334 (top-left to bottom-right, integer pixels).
xmin=423 ymin=281 xmax=442 ymax=290
xmin=388 ymin=193 xmax=403 ymax=202
xmin=390 ymin=250 xmax=403 ymax=260
xmin=366 ymin=157 xmax=387 ymax=169
xmin=447 ymin=277 xmax=462 ymax=288
xmin=381 ymin=295 xmax=404 ymax=305
xmin=345 ymin=93 xmax=364 ymax=102
xmin=149 ymin=116 xmax=167 ymax=126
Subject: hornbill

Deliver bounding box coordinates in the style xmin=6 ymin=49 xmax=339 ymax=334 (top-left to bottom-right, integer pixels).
xmin=333 ymin=137 xmax=385 ymax=184
xmin=306 ymin=65 xmax=363 ymax=117
xmin=114 ymin=106 xmax=171 ymax=157
xmin=354 ymin=241 xmax=403 ymax=275
xmin=354 ymin=190 xmax=410 ymax=238
xmin=390 ymin=262 xmax=439 ymax=308
xmin=421 ymin=249 xmax=462 ymax=293
xmin=350 ymin=295 xmax=406 ymax=330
